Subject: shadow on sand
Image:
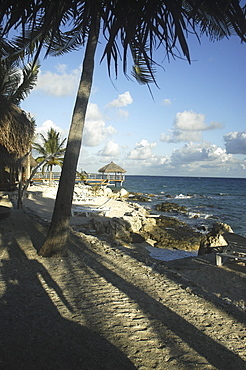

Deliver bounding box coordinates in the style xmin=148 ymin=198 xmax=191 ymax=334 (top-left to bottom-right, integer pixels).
xmin=0 ymin=208 xmax=245 ymax=369
xmin=0 ymin=210 xmax=136 ymax=370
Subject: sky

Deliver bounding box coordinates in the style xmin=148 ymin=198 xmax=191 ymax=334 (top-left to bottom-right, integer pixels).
xmin=21 ymin=31 xmax=246 ymax=178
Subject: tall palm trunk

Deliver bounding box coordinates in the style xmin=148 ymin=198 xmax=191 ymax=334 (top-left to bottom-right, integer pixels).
xmin=39 ymin=18 xmax=100 ymax=257
xmin=49 ymin=165 xmax=53 ymax=186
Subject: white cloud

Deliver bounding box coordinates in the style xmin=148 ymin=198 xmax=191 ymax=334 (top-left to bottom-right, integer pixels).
xmin=97 ymin=140 xmax=120 ymax=157
xmin=83 ymin=103 xmax=117 ymax=147
xmin=161 ymin=110 xmax=223 ymax=143
xmin=35 ymin=120 xmax=67 ymax=142
xmin=175 ymin=111 xmax=216 ymax=131
xmin=117 ymin=109 xmax=129 ymax=118
xmin=127 ymin=156 xmax=169 ymax=168
xmin=108 ymin=91 xmax=133 ymax=108
xmin=163 ymin=98 xmax=172 ymax=106
xmin=77 ymin=148 xmax=98 ymax=170
xmin=86 ymin=103 xmax=103 ymax=121
xmin=224 ymin=131 xmax=246 ymax=154
xmin=127 ymin=139 xmax=156 ymax=160
xmin=35 ymin=65 xmax=80 ymax=96
xmin=161 ymin=129 xmax=202 ymax=143
xmin=170 ymin=142 xmax=235 ymax=167
xmin=55 ymin=63 xmax=67 ymax=74
xmin=123 ymin=139 xmax=246 ymax=176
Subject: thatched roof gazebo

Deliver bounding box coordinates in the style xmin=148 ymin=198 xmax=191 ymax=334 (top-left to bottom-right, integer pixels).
xmin=98 ymin=161 xmax=126 ymax=186
xmin=0 ymin=97 xmax=35 ymax=188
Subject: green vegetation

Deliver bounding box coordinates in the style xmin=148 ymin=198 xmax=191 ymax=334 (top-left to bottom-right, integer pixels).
xmin=33 ymin=128 xmax=66 ymax=186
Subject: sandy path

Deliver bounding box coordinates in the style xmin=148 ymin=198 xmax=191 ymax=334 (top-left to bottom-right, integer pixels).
xmin=0 ymin=207 xmax=245 ymax=369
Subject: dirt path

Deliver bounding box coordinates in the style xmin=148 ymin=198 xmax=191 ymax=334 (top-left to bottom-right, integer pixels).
xmin=0 ymin=208 xmax=245 ymax=369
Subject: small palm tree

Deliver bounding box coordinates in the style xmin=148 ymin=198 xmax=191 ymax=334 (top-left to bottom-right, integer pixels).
xmin=0 ymin=44 xmax=39 ymax=106
xmin=33 ymin=128 xmax=66 ymax=186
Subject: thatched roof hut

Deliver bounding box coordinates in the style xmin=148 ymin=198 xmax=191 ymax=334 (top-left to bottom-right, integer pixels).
xmin=22 ymin=155 xmax=37 ymax=169
xmin=98 ymin=162 xmax=126 ymax=174
xmin=0 ymin=97 xmax=35 ymax=166
xmin=0 ymin=97 xmax=35 ymax=188
xmin=98 ymin=162 xmax=126 ymax=186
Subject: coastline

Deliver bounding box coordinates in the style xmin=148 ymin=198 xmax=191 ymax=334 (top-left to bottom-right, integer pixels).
xmin=0 ymin=184 xmax=245 ymax=369
xmin=124 ymin=175 xmax=246 ymax=237
xmin=14 ymin=183 xmax=202 ymax=260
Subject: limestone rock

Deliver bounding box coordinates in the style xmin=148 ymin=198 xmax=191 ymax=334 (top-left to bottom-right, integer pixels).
xmin=155 ymin=202 xmax=187 ymax=214
xmin=122 ymin=215 xmax=142 ymax=233
xmin=88 ymin=218 xmax=107 ymax=234
xmin=106 ymin=217 xmax=132 ymax=243
xmin=128 ymin=192 xmax=152 ymax=202
xmin=119 ymin=188 xmax=129 ymax=198
xmin=75 ymin=203 xmax=202 ymax=251
xmin=198 ymin=222 xmax=233 ymax=255
xmin=140 ymin=215 xmax=201 ymax=251
xmin=103 ymin=187 xmax=113 ymax=197
xmin=130 ymin=232 xmax=145 ymax=243
xmin=210 ymin=222 xmax=233 ymax=236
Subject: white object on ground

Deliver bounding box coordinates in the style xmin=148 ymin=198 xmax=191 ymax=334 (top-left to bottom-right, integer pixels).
xmin=145 ymin=246 xmax=197 ymax=261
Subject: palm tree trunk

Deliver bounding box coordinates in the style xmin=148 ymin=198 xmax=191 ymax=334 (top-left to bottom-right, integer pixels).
xmin=49 ymin=165 xmax=53 ymax=186
xmin=38 ymin=17 xmax=100 ymax=257
xmin=26 ymin=151 xmax=31 ymax=185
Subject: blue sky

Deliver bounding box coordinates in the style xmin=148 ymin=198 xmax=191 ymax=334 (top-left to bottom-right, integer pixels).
xmin=21 ymin=32 xmax=246 ymax=178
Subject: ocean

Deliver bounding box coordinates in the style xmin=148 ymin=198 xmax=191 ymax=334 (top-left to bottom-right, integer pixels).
xmin=123 ymin=175 xmax=246 ymax=237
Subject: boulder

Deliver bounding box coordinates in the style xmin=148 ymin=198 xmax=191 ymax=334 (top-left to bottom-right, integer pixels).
xmin=88 ymin=218 xmax=107 ymax=235
xmin=155 ymin=202 xmax=187 ymax=214
xmin=106 ymin=217 xmax=132 ymax=243
xmin=140 ymin=215 xmax=201 ymax=251
xmin=130 ymin=232 xmax=145 ymax=243
xmin=128 ymin=192 xmax=152 ymax=202
xmin=119 ymin=188 xmax=129 ymax=198
xmin=122 ymin=215 xmax=143 ymax=233
xmin=210 ymin=222 xmax=233 ymax=236
xmin=103 ymin=187 xmax=113 ymax=197
xmin=198 ymin=222 xmax=233 ymax=255
xmin=75 ymin=204 xmax=202 ymax=251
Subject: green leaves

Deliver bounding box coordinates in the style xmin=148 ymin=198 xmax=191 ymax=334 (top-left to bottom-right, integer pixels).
xmin=0 ymin=37 xmax=39 ymax=106
xmin=1 ymin=1 xmax=245 ymax=84
xmin=33 ymin=128 xmax=67 ymax=174
xmin=9 ymin=62 xmax=39 ymax=105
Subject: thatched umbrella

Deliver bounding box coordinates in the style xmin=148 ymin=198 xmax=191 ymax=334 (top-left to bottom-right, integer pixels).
xmin=99 ymin=161 xmax=126 ymax=174
xmin=22 ymin=155 xmax=37 ymax=168
xmin=0 ymin=97 xmax=35 ymax=184
xmin=98 ymin=162 xmax=126 ymax=186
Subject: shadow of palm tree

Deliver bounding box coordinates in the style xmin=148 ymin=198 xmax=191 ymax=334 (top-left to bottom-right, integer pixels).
xmin=67 ymin=232 xmax=246 ymax=370
xmin=1 ymin=208 xmax=245 ymax=369
xmin=105 ymin=238 xmax=246 ymax=324
xmin=0 ymin=216 xmax=136 ymax=370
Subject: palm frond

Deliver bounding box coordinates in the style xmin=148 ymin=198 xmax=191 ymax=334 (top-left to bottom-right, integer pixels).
xmin=9 ymin=62 xmax=39 ymax=105
xmin=2 ymin=0 xmax=246 ymax=86
xmin=32 ymin=128 xmax=66 ymax=169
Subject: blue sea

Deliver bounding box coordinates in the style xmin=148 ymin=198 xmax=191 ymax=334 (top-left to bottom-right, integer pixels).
xmin=123 ymin=176 xmax=246 ymax=237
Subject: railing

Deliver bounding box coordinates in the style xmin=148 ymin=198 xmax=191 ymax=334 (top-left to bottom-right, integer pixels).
xmin=32 ymin=172 xmax=125 ymax=186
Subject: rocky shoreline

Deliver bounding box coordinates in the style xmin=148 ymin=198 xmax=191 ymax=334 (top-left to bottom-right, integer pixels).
xmin=68 ymin=187 xmax=234 ymax=257
xmin=10 ymin=184 xmax=236 ymax=262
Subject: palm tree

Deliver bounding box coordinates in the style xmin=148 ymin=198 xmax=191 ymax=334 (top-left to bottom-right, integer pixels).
xmin=0 ymin=43 xmax=39 ymax=106
xmin=1 ymin=1 xmax=245 ymax=256
xmin=33 ymin=128 xmax=66 ymax=186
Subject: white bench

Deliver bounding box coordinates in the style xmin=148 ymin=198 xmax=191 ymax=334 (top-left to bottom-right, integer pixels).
xmin=71 ymin=206 xmax=111 ymax=217
xmin=216 ymin=232 xmax=246 ymax=266
xmin=71 ymin=199 xmax=111 ymax=217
